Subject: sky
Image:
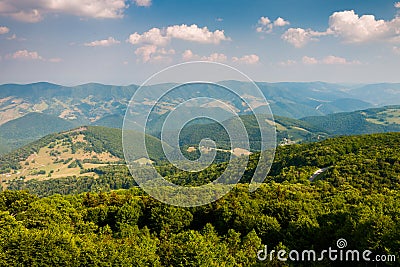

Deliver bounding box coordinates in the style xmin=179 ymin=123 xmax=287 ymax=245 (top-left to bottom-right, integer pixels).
xmin=0 ymin=0 xmax=400 ymax=85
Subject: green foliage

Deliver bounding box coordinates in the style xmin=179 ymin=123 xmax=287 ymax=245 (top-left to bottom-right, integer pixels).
xmin=0 ymin=112 xmax=76 ymax=152
xmin=0 ymin=133 xmax=399 ymax=266
xmin=0 ymin=182 xmax=398 ymax=266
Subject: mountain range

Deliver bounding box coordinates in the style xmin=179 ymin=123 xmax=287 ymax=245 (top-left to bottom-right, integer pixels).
xmin=1 ymin=81 xmax=400 ymax=154
xmin=2 ymin=81 xmax=400 ymax=127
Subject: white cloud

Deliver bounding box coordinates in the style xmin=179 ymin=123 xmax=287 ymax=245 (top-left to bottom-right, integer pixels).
xmin=0 ymin=26 xmax=9 ymax=34
xmin=302 ymin=55 xmax=360 ymax=65
xmin=395 ymin=2 xmax=400 ymax=8
xmin=302 ymin=56 xmax=318 ymax=65
xmin=8 ymin=50 xmax=44 ymax=60
xmin=127 ymin=28 xmax=170 ymax=46
xmin=0 ymin=0 xmax=128 ymax=22
xmin=259 ymin=16 xmax=271 ymax=26
xmin=166 ymin=24 xmax=229 ymax=44
xmin=128 ymin=24 xmax=230 ymax=47
xmin=158 ymin=48 xmax=176 ymax=55
xmin=202 ymin=53 xmax=227 ymax=62
xmin=393 ymin=46 xmax=400 ymax=54
xmin=181 ymin=50 xmax=227 ymax=62
xmin=182 ymin=50 xmax=199 ymax=61
xmin=257 ymin=16 xmax=290 ymax=33
xmin=84 ymin=37 xmax=120 ymax=47
xmin=328 ymin=10 xmax=392 ymax=43
xmin=274 ymin=17 xmax=290 ymax=27
xmin=135 ymin=45 xmax=157 ymax=62
xmin=282 ymin=28 xmax=331 ymax=48
xmin=133 ymin=0 xmax=152 ymax=7
xmin=216 ymin=18 xmax=223 ymax=22
xmin=6 ymin=49 xmax=62 ymax=62
xmin=232 ymin=54 xmax=260 ymax=64
xmin=283 ymin=10 xmax=400 ymax=47
xmin=135 ymin=45 xmax=174 ymax=63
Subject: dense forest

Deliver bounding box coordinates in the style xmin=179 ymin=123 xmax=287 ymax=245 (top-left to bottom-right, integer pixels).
xmin=0 ymin=133 xmax=399 ymax=266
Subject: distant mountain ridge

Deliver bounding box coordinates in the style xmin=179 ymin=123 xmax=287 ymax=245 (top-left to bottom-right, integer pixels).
xmin=2 ymin=81 xmax=394 ymax=128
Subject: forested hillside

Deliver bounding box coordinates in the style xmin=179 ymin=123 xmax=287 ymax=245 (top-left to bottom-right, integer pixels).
xmin=0 ymin=131 xmax=399 ymax=266
xmin=0 ymin=112 xmax=76 ymax=153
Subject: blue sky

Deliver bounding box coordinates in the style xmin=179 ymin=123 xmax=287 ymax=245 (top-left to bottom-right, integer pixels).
xmin=0 ymin=0 xmax=400 ymax=85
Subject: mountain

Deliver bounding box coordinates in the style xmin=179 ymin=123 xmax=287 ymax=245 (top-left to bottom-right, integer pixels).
xmin=177 ymin=114 xmax=328 ymax=151
xmin=301 ymin=105 xmax=400 ymax=135
xmin=91 ymin=114 xmax=124 ymax=128
xmin=346 ymin=83 xmax=400 ymax=106
xmin=0 ymin=82 xmax=137 ymax=126
xmin=0 ymin=112 xmax=76 ymax=153
xmin=0 ymin=126 xmax=171 ymax=181
xmin=252 ymin=81 xmax=372 ymax=118
xmin=0 ymin=81 xmax=379 ymax=128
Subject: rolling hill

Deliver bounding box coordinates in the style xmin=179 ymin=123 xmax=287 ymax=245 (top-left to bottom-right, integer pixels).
xmin=301 ymin=105 xmax=400 ymax=135
xmin=0 ymin=126 xmax=171 ymax=185
xmin=0 ymin=112 xmax=76 ymax=153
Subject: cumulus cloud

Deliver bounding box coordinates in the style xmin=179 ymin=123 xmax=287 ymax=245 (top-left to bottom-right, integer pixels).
xmin=0 ymin=0 xmax=128 ymax=22
xmin=6 ymin=49 xmax=62 ymax=62
xmin=257 ymin=16 xmax=290 ymax=33
xmin=128 ymin=24 xmax=230 ymax=47
xmin=182 ymin=50 xmax=199 ymax=61
xmin=84 ymin=37 xmax=120 ymax=47
xmin=202 ymin=53 xmax=227 ymax=62
xmin=395 ymin=2 xmax=400 ymax=8
xmin=167 ymin=24 xmax=229 ymax=44
xmin=328 ymin=10 xmax=400 ymax=43
xmin=135 ymin=45 xmax=175 ymax=63
xmin=133 ymin=0 xmax=152 ymax=7
xmin=283 ymin=10 xmax=400 ymax=47
xmin=181 ymin=50 xmax=227 ymax=62
xmin=232 ymin=54 xmax=260 ymax=64
xmin=282 ymin=28 xmax=331 ymax=48
xmin=0 ymin=26 xmax=9 ymax=34
xmin=274 ymin=17 xmax=290 ymax=27
xmin=302 ymin=55 xmax=360 ymax=65
xmin=8 ymin=50 xmax=44 ymax=60
xmin=302 ymin=56 xmax=318 ymax=65
xmin=127 ymin=28 xmax=170 ymax=46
